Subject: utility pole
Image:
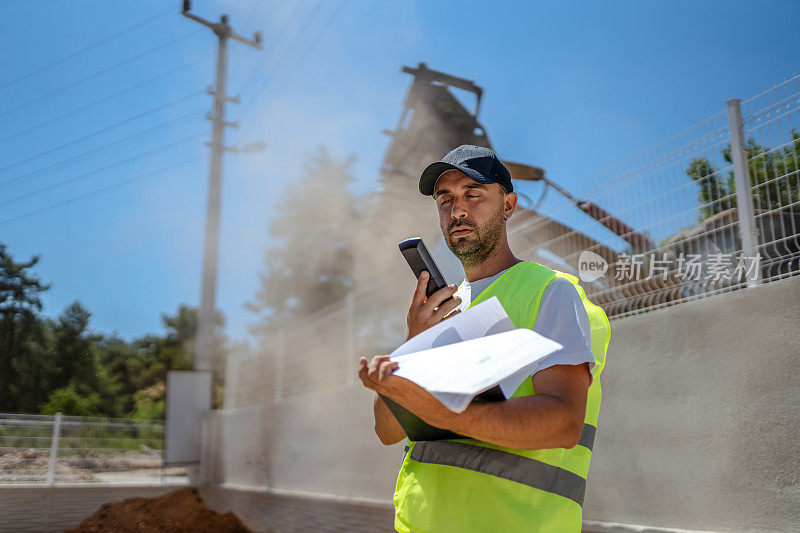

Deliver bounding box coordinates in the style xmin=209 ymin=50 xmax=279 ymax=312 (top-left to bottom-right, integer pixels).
xmin=181 ymin=1 xmax=262 ymax=371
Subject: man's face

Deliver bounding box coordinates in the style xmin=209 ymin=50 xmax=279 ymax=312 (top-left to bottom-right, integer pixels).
xmin=433 ymin=170 xmax=516 ymax=266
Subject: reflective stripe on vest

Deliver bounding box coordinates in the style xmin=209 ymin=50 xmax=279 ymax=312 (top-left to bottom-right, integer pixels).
xmin=578 ymin=423 xmax=596 ymax=451
xmin=410 ymin=440 xmax=588 ymax=506
xmin=408 ymin=422 xmax=595 ymax=506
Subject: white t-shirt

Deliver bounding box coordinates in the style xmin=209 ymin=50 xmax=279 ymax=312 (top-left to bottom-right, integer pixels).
xmin=454 ymin=264 xmax=596 ymax=377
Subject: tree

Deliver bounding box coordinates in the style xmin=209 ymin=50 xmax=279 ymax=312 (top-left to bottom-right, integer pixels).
xmin=0 ymin=243 xmax=50 ymax=411
xmin=686 ymin=131 xmax=800 ymax=220
xmin=41 ymin=383 xmax=101 ymax=417
xmin=247 ymin=147 xmax=359 ymax=334
xmin=686 ymin=157 xmax=736 ymax=218
xmin=93 ymin=335 xmax=141 ymax=417
xmin=95 ymin=304 xmax=226 ymax=416
xmin=0 ymin=241 xmax=228 ymax=417
xmin=51 ymin=301 xmax=97 ymax=395
xmin=130 ymin=382 xmax=165 ymax=420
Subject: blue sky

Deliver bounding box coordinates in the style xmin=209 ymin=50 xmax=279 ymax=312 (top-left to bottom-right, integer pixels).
xmin=1 ymin=0 xmax=798 ymax=343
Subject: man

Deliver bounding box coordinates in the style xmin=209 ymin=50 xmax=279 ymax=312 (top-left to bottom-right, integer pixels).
xmin=358 ymin=145 xmax=610 ymax=533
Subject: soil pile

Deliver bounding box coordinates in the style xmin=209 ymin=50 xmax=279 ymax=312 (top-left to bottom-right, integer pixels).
xmin=65 ymin=487 xmax=252 ymax=533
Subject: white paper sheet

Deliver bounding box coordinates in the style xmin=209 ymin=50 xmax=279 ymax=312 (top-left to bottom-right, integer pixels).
xmin=389 ymin=298 xmax=563 ymax=412
xmin=390 ymin=297 xmax=516 ymax=357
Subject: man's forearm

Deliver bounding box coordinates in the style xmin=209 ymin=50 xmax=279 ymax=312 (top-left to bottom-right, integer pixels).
xmin=441 ymin=395 xmax=585 ymax=450
xmin=379 ymin=364 xmax=591 ymax=450
xmin=363 ymin=357 xmax=589 ymax=450
xmin=373 ymin=394 xmax=406 ymax=445
xmin=370 ymin=374 xmax=583 ymax=450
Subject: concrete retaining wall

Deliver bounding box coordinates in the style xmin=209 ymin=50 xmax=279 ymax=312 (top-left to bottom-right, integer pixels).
xmin=583 ymin=275 xmax=800 ymax=532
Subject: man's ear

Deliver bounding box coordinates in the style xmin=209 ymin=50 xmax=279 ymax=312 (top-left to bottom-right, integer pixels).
xmin=504 ymin=192 xmax=518 ymax=219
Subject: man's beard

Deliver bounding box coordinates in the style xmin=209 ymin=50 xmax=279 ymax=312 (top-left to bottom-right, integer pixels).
xmin=445 ymin=209 xmax=505 ymax=268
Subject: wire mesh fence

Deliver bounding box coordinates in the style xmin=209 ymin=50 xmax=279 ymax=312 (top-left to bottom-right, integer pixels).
xmin=741 ymin=75 xmax=800 ymax=281
xmin=227 ymin=75 xmax=800 ymax=407
xmin=509 ymin=75 xmax=799 ymax=318
xmin=0 ymin=413 xmax=186 ymax=484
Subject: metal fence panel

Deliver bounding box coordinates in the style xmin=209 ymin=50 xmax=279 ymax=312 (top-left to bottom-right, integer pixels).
xmin=0 ymin=413 xmax=186 ymax=484
xmin=742 ymin=75 xmax=800 ymax=282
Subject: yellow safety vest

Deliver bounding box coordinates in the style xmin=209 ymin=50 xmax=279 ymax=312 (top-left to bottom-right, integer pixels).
xmin=393 ymin=261 xmax=610 ymax=533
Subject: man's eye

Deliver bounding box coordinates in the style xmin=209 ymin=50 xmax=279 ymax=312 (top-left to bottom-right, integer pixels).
xmin=467 ymin=194 xmax=480 ymax=199
xmin=439 ymin=199 xmax=452 ymax=206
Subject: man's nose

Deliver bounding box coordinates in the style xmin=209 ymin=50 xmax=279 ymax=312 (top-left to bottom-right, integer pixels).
xmin=449 ymin=196 xmax=469 ymax=220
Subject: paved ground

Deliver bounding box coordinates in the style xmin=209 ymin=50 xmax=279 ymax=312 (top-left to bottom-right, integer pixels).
xmin=0 ymin=482 xmax=715 ymax=533
xmin=201 ymin=485 xmax=397 ymax=533
xmin=0 ymin=483 xmax=188 ymax=532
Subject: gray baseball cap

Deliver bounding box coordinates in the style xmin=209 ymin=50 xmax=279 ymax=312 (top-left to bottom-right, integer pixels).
xmin=419 ymin=144 xmax=513 ymax=196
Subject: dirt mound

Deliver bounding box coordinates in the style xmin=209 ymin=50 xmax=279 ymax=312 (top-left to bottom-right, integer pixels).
xmin=65 ymin=487 xmax=252 ymax=533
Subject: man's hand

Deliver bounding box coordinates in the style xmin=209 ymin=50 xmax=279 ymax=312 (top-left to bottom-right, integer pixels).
xmin=358 ymin=355 xmax=455 ymax=429
xmin=358 ymin=355 xmax=400 ymax=393
xmin=358 ymin=355 xmax=407 ymax=445
xmin=406 ymin=272 xmax=461 ymax=341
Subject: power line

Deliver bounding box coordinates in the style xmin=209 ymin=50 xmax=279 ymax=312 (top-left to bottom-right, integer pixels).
xmin=0 ymin=56 xmax=208 ymax=144
xmin=234 ymin=1 xmax=309 ymax=95
xmin=241 ymin=0 xmax=347 ymax=117
xmin=0 ymin=157 xmax=199 ymax=227
xmin=0 ymin=91 xmax=204 ymax=175
xmin=274 ymin=0 xmax=348 ymax=94
xmin=0 ymin=29 xmax=203 ymax=121
xmin=0 ymin=6 xmax=174 ymax=93
xmin=0 ymin=133 xmax=203 ymax=209
xmin=0 ymin=109 xmax=204 ymax=191
xmin=245 ymin=0 xmax=326 ymax=100
xmin=243 ymin=0 xmax=265 ymax=28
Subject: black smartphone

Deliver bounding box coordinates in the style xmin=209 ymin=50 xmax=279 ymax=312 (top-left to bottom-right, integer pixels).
xmin=399 ymin=237 xmax=449 ymax=298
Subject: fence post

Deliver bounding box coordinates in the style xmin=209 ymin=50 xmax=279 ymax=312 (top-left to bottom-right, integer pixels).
xmin=223 ymin=348 xmax=236 ymax=409
xmin=344 ymin=292 xmax=355 ymax=385
xmin=46 ymin=412 xmax=62 ymax=486
xmin=726 ymin=98 xmax=762 ymax=287
xmin=275 ymin=330 xmax=285 ymax=401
